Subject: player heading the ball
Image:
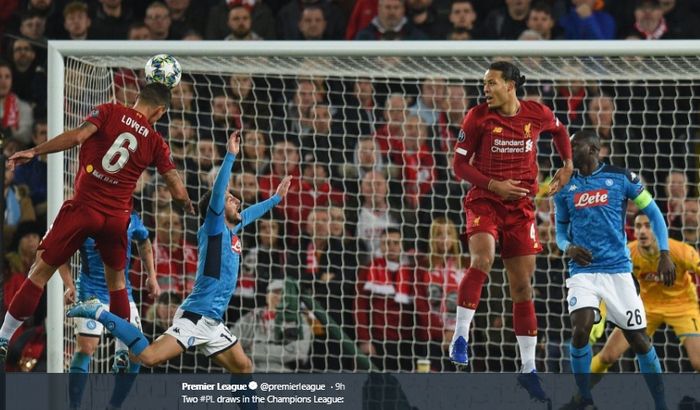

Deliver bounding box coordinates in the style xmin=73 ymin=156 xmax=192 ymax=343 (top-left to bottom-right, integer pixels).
xmin=0 ymin=82 xmax=192 ymax=363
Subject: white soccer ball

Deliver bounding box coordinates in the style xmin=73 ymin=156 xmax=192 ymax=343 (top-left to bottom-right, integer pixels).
xmin=144 ymin=54 xmax=182 ymax=89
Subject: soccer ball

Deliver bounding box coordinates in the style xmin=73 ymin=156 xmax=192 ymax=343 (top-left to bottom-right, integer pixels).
xmin=144 ymin=54 xmax=182 ymax=89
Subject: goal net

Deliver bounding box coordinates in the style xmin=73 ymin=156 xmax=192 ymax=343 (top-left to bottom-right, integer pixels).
xmin=54 ymin=42 xmax=700 ymax=373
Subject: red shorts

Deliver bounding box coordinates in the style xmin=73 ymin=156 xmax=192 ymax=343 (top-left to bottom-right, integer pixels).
xmin=39 ymin=200 xmax=130 ymax=270
xmin=464 ymin=196 xmax=541 ymax=259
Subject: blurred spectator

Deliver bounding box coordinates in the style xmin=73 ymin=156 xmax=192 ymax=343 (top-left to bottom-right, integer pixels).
xmin=625 ymin=0 xmax=694 ymax=39
xmin=476 ymin=0 xmax=531 ymax=39
xmin=225 ymin=4 xmax=262 ymax=40
xmin=127 ymin=21 xmax=151 ymax=40
xmin=447 ymin=29 xmax=471 ymax=40
xmin=355 ymin=0 xmax=428 ymax=40
xmin=208 ymin=90 xmax=242 ymax=145
xmin=143 ymin=292 xmax=182 ymax=335
xmin=113 ymin=69 xmax=139 ymax=107
xmin=13 ymin=119 xmax=46 ymax=216
xmin=345 ymin=0 xmax=377 ymax=40
xmin=62 ymin=1 xmax=91 ymax=40
xmin=182 ymin=29 xmax=203 ymax=40
xmin=15 ymin=0 xmax=61 ymax=38
xmin=10 ymin=38 xmax=45 ymax=107
xmin=298 ymin=103 xmax=341 ymax=169
xmin=552 ymin=75 xmax=587 ymax=129
xmin=89 ymin=0 xmax=133 ymax=40
xmin=355 ymin=227 xmax=414 ymax=371
xmin=663 ymin=170 xmax=688 ymax=240
xmin=393 ymin=114 xmax=435 ymax=209
xmin=559 ymin=0 xmax=616 ymax=39
xmin=416 ymin=217 xmax=465 ymax=371
xmin=356 ymin=170 xmax=400 ymax=258
xmin=232 ymin=279 xmax=311 ymax=372
xmin=659 ymin=0 xmax=700 ymax=39
xmin=436 ymin=82 xmax=469 ymax=154
xmin=409 ymin=78 xmax=445 ymax=126
xmin=232 ymin=218 xmax=285 ymax=318
xmin=167 ymin=117 xmax=196 ymax=168
xmin=585 ymin=94 xmax=642 ymax=170
xmin=334 ymin=78 xmax=376 ymax=142
xmin=4 ymin=159 xmax=36 ymax=244
xmin=527 ymin=1 xmax=561 ymax=40
xmin=297 ymin=6 xmax=327 ymax=40
xmin=299 ymin=161 xmax=344 ymax=215
xmin=447 ymin=0 xmax=477 ymax=39
xmin=185 ymin=137 xmax=220 ymax=204
xmin=406 ymin=0 xmax=445 ymax=39
xmin=374 ymin=93 xmax=407 ymax=157
xmin=232 ymin=171 xmax=260 ymax=206
xmin=144 ymin=1 xmax=177 ymax=40
xmin=18 ymin=10 xmax=47 ymax=41
xmin=277 ymin=0 xmax=346 ymax=40
xmin=0 ymin=60 xmax=33 ymax=146
xmin=239 ymin=129 xmax=269 ymax=175
xmin=341 ymin=136 xmax=386 ymax=192
xmin=278 ymin=79 xmax=322 ymax=138
xmin=169 ymin=80 xmax=196 ymax=119
xmin=150 ymin=210 xmax=198 ymax=294
xmin=165 ymin=0 xmax=207 ymax=36
xmin=229 ymin=74 xmax=272 ymax=130
xmin=206 ymin=0 xmax=275 ymax=40
xmin=259 ymin=140 xmax=304 ymax=239
xmin=681 ymin=198 xmax=700 ymax=248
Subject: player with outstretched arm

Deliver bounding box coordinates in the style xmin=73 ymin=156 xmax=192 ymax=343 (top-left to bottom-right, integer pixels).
xmin=68 ymin=132 xmax=290 ymax=409
xmin=449 ymin=61 xmax=573 ymax=402
xmin=0 ymin=83 xmax=192 ymax=362
xmin=554 ymin=130 xmax=672 ymax=410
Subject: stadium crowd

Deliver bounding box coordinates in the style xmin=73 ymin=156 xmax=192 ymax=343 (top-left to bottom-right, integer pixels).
xmin=2 ymin=0 xmax=700 ymax=373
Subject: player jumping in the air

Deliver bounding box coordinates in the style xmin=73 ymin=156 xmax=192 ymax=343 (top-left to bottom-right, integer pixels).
xmin=0 ymin=83 xmax=192 ymax=362
xmin=554 ymin=130 xmax=672 ymax=410
xmin=60 ymin=211 xmax=160 ymax=409
xmin=68 ymin=132 xmax=289 ymax=408
xmin=449 ymin=60 xmax=573 ymax=402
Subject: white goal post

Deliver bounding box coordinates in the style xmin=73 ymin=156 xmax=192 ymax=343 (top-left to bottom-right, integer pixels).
xmin=47 ymin=40 xmax=700 ymax=373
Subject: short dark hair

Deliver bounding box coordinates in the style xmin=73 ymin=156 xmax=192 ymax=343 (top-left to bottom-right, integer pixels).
xmin=139 ymin=82 xmax=171 ymax=108
xmin=572 ymin=129 xmax=601 ymax=150
xmin=530 ymin=1 xmax=552 ymax=16
xmin=127 ymin=21 xmax=148 ymax=33
xmin=488 ymin=61 xmax=526 ymax=89
xmin=383 ymin=226 xmax=402 ymax=237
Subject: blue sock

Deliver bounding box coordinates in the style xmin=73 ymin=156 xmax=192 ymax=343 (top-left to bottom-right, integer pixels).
xmin=97 ymin=310 xmax=149 ymax=356
xmin=636 ymin=348 xmax=666 ymax=410
xmin=108 ymin=363 xmax=140 ymax=409
xmin=230 ymin=374 xmax=258 ymax=410
xmin=570 ymin=343 xmax=593 ymax=401
xmin=69 ymin=352 xmax=91 ymax=409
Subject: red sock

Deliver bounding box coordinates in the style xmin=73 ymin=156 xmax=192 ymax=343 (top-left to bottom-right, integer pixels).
xmin=513 ymin=300 xmax=538 ymax=336
xmin=457 ymin=267 xmax=488 ymax=309
xmin=8 ymin=279 xmax=45 ymax=319
xmin=109 ymin=289 xmax=130 ymax=321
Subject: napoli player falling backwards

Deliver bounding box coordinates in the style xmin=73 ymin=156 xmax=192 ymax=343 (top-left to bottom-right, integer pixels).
xmin=554 ymin=131 xmax=672 ymax=410
xmin=68 ymin=132 xmax=290 ymax=408
xmin=449 ymin=61 xmax=573 ymax=401
xmin=0 ymin=83 xmax=192 ymax=362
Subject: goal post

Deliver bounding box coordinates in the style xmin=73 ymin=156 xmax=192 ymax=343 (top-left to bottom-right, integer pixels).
xmin=47 ymin=40 xmax=700 ymax=373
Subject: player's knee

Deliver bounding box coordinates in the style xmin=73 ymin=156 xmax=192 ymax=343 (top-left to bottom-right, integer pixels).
xmin=470 ymin=254 xmax=493 ymax=273
xmin=509 ymin=282 xmax=532 ymax=301
xmin=571 ymin=326 xmax=592 ymax=348
xmin=78 ymin=344 xmax=97 ymax=357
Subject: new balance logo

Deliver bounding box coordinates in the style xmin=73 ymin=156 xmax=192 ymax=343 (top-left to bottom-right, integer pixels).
xmin=574 ymin=189 xmax=609 ymax=208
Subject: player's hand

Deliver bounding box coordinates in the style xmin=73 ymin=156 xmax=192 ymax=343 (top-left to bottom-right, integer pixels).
xmin=276 ymin=175 xmax=292 ymax=198
xmin=548 ymin=162 xmax=574 ymax=196
xmin=488 ymin=179 xmax=529 ymax=201
xmin=658 ymin=251 xmax=676 ymax=287
xmin=64 ymin=285 xmax=76 ymax=305
xmin=8 ymin=149 xmax=36 ymax=171
xmin=227 ymin=130 xmax=241 ymax=155
xmin=183 ymin=198 xmax=195 ymax=215
xmin=566 ymin=245 xmax=593 ymax=266
xmin=147 ymin=276 xmax=162 ymax=300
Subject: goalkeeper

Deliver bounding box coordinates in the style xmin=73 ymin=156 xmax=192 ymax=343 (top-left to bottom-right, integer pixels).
xmin=554 ymin=131 xmax=673 ymax=410
xmin=590 ymin=213 xmax=700 ymax=373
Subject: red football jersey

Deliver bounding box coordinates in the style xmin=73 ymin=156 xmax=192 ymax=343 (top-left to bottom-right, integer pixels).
xmin=454 ymin=100 xmax=566 ymax=201
xmin=75 ymin=103 xmax=175 ymax=215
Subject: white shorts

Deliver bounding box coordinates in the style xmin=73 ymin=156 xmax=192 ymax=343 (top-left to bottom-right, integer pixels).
xmin=74 ymin=302 xmax=141 ymax=337
xmin=164 ymin=308 xmax=238 ymax=357
xmin=566 ymin=273 xmax=647 ymax=330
